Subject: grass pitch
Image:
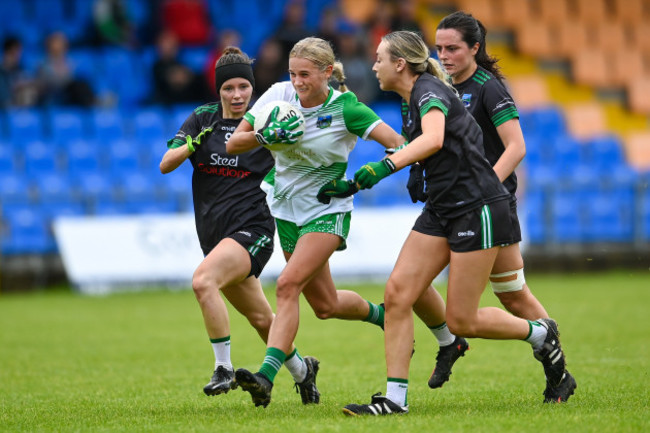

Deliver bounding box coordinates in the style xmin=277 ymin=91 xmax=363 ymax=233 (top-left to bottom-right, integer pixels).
xmin=1 ymin=271 xmax=649 ymax=432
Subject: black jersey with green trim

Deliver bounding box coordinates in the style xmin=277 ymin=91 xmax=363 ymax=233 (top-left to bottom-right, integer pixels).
xmin=167 ymin=102 xmax=274 ymax=255
xmin=454 ymin=66 xmax=519 ymax=195
xmin=402 ymin=73 xmax=510 ymax=218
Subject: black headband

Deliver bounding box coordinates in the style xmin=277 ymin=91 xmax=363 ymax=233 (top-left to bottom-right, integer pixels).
xmin=214 ymin=62 xmax=255 ymax=92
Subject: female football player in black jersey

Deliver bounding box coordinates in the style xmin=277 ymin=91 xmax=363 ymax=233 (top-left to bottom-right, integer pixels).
xmin=160 ymin=47 xmax=318 ymax=403
xmin=434 ymin=11 xmax=575 ymax=402
xmin=340 ymin=31 xmax=573 ymax=416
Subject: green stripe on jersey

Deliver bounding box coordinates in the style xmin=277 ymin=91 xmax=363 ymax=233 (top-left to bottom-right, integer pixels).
xmin=420 ymin=99 xmax=449 ymax=117
xmin=491 ymin=106 xmax=519 ymax=127
xmin=194 ymin=103 xmax=220 ymax=115
xmin=472 ymin=70 xmax=490 ymax=85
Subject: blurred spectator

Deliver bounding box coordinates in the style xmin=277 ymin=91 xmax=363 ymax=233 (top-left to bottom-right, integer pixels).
xmin=161 ymin=0 xmax=212 ymax=46
xmin=0 ymin=36 xmax=38 ymax=108
xmin=273 ymin=0 xmax=311 ymax=65
xmin=203 ymin=29 xmax=242 ymax=98
xmin=391 ymin=0 xmax=421 ymax=33
xmin=151 ymin=30 xmax=208 ymax=105
xmin=36 ymin=32 xmax=95 ymax=107
xmin=253 ymin=38 xmax=287 ymax=98
xmin=92 ymin=0 xmax=138 ymax=48
xmin=336 ymin=24 xmax=378 ymax=104
xmin=365 ymin=0 xmax=394 ymax=60
xmin=317 ymin=7 xmax=343 ymax=55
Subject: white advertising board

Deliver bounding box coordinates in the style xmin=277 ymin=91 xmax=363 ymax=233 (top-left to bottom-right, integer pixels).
xmin=53 ymin=207 xmax=423 ymax=295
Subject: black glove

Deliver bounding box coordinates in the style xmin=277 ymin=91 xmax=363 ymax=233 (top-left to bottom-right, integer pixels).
xmin=406 ymin=163 xmax=427 ymax=203
xmin=317 ymin=179 xmax=359 ymax=204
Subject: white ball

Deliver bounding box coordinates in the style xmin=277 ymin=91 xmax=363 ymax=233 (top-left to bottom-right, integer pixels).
xmin=253 ymin=100 xmax=305 ymax=151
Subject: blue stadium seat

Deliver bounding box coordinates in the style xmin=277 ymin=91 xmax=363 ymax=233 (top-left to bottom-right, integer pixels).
xmin=160 ymin=161 xmax=193 ymax=199
xmin=67 ymin=49 xmax=101 ymax=84
xmin=93 ymin=199 xmax=128 ymax=216
xmin=70 ymin=0 xmax=94 ymax=30
xmin=32 ymin=0 xmax=65 ymax=34
xmin=529 ymin=106 xmax=566 ymax=137
xmin=50 ymin=109 xmax=89 ymax=144
xmin=0 ymin=173 xmax=32 ymax=204
xmin=552 ymin=134 xmax=582 ymax=174
xmin=521 ymin=134 xmax=546 ymax=170
xmin=108 ymin=139 xmax=142 ymax=177
xmin=66 ymin=139 xmax=104 ymax=178
xmin=123 ymin=197 xmax=180 ymax=215
xmin=24 ymin=140 xmax=60 ymax=177
xmin=91 ymin=108 xmax=126 ymax=140
xmin=125 ymin=0 xmax=151 ymax=28
xmin=550 ymin=192 xmax=584 ymax=243
xmin=526 ymin=165 xmax=556 ymax=191
xmin=115 ymin=172 xmax=158 ymax=202
xmin=100 ymin=48 xmax=144 ymax=107
xmin=0 ymin=1 xmax=27 ymax=41
xmin=0 ymin=145 xmax=17 ymax=174
xmin=522 ymin=189 xmax=547 ymax=244
xmin=74 ymin=172 xmax=115 ymax=204
xmin=567 ymin=163 xmax=600 ymax=194
xmin=180 ymin=46 xmax=211 ymax=72
xmin=42 ymin=200 xmax=87 ymax=221
xmin=0 ymin=205 xmax=55 ymax=254
xmin=585 ymin=135 xmax=626 ymax=172
xmin=7 ymin=109 xmax=45 ymax=143
xmin=641 ymin=193 xmax=650 ymax=241
xmin=33 ymin=172 xmax=76 ymax=204
xmin=585 ymin=194 xmax=634 ymax=243
xmin=131 ymin=107 xmax=168 ymax=141
xmin=603 ymin=164 xmax=640 ymax=192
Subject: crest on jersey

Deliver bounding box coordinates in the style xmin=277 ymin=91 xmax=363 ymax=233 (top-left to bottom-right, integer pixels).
xmin=462 ymin=93 xmax=472 ymax=107
xmin=317 ymin=115 xmax=332 ymax=129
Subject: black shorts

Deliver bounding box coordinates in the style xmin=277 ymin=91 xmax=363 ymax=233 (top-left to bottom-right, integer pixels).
xmin=228 ymin=228 xmax=274 ymax=278
xmin=508 ymin=195 xmax=523 ymax=244
xmin=413 ymin=198 xmax=518 ymax=252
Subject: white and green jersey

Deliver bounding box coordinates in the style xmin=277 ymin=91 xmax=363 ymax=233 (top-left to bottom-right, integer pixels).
xmin=243 ymin=81 xmax=382 ymax=226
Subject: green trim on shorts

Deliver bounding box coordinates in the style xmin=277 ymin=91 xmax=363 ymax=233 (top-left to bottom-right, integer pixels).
xmin=480 ymin=205 xmax=493 ymax=249
xmin=275 ymin=212 xmax=351 ymax=253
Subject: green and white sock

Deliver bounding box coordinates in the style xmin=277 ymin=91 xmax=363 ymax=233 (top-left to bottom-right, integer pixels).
xmin=428 ymin=322 xmax=456 ymax=347
xmin=284 ymin=348 xmax=307 ymax=383
xmin=258 ymin=347 xmax=286 ymax=383
xmin=525 ymin=320 xmax=547 ymax=350
xmin=386 ymin=378 xmax=408 ymax=407
xmin=210 ymin=336 xmax=232 ymax=369
xmin=364 ymin=301 xmax=385 ymax=329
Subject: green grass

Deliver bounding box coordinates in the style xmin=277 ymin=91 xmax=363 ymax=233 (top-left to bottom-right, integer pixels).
xmin=1 ymin=271 xmax=649 ymax=432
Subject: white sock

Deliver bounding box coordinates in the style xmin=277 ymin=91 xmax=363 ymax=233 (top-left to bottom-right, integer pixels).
xmin=210 ymin=336 xmax=232 ymax=370
xmin=429 ymin=322 xmax=456 ymax=347
xmin=525 ymin=320 xmax=547 ymax=350
xmin=284 ymin=349 xmax=307 ymax=382
xmin=386 ymin=378 xmax=408 ymax=407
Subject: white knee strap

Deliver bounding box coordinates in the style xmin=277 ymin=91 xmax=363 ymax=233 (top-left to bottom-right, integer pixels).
xmin=490 ymin=268 xmax=525 ymax=293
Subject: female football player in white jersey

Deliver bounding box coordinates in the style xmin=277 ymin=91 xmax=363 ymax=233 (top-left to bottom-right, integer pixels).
xmin=160 ymin=47 xmax=315 ymax=404
xmin=227 ymin=36 xmax=458 ymax=408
